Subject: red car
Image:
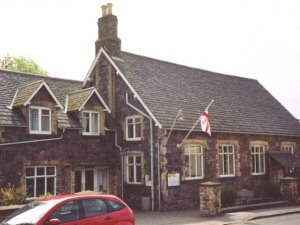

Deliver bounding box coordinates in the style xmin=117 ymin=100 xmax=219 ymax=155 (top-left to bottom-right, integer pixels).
xmin=1 ymin=194 xmax=135 ymax=225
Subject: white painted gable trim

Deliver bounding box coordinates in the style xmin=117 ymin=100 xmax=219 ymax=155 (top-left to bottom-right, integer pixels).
xmin=82 ymin=48 xmax=162 ymax=129
xmin=23 ymin=81 xmax=64 ymax=109
xmin=78 ymin=88 xmax=111 ymax=113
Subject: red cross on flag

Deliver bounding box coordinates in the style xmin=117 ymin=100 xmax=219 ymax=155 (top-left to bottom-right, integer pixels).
xmin=200 ymin=108 xmax=211 ymax=136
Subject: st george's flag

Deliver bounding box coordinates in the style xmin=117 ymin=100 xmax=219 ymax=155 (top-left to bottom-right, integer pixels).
xmin=200 ymin=107 xmax=211 ymax=136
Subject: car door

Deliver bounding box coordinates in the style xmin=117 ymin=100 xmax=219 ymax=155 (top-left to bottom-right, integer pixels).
xmin=79 ymin=198 xmax=116 ymax=225
xmin=44 ymin=200 xmax=81 ymax=225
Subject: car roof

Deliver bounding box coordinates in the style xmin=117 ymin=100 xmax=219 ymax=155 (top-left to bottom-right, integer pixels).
xmin=35 ymin=193 xmax=121 ymax=203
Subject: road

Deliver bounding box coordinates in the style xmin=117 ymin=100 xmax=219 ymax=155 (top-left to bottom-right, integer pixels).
xmin=244 ymin=213 xmax=300 ymax=225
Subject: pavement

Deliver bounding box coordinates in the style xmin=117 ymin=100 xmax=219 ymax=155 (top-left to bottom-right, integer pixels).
xmin=134 ymin=205 xmax=300 ymax=225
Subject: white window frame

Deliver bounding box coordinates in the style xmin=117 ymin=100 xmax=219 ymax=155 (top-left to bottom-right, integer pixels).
xmin=184 ymin=144 xmax=204 ymax=180
xmin=251 ymin=145 xmax=266 ymax=175
xmin=219 ymin=145 xmax=235 ymax=177
xmin=125 ymin=155 xmax=143 ymax=184
xmin=126 ymin=115 xmax=142 ymax=141
xmin=29 ymin=106 xmax=51 ymax=134
xmin=82 ymin=111 xmax=100 ymax=136
xmin=281 ymin=145 xmax=294 ymax=154
xmin=25 ymin=166 xmax=56 ymax=199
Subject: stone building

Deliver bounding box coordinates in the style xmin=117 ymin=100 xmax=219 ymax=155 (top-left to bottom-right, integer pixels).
xmin=1 ymin=4 xmax=300 ymax=211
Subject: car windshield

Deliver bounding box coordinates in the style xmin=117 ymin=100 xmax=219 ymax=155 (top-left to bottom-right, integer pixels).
xmin=2 ymin=200 xmax=60 ymax=225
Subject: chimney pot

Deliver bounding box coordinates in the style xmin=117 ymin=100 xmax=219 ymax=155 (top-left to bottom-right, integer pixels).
xmin=107 ymin=3 xmax=113 ymax=15
xmin=101 ymin=5 xmax=107 ymax=17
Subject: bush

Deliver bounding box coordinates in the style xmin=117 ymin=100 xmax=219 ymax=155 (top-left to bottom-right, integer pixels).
xmin=0 ymin=183 xmax=26 ymax=206
xmin=221 ymin=187 xmax=238 ymax=206
xmin=263 ymin=182 xmax=281 ymax=198
xmin=37 ymin=193 xmax=53 ymax=199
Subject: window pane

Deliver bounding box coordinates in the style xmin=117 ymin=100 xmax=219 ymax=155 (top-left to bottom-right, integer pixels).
xmin=184 ymin=155 xmax=189 ymax=177
xmin=197 ymin=155 xmax=202 ymax=177
xmin=224 ymin=154 xmax=228 ymax=174
xmin=37 ymin=167 xmax=45 ymax=176
xmin=127 ymin=118 xmax=133 ymax=124
xmin=255 ymin=154 xmax=259 ymax=173
xmin=229 ymin=154 xmax=234 ymax=174
xmin=127 ymin=124 xmax=134 ymax=138
xmin=30 ymin=108 xmax=39 ymax=131
xmin=41 ymin=114 xmax=50 ymax=132
xmin=128 ymin=156 xmax=134 ymax=164
xmin=36 ymin=178 xmax=45 ymax=197
xmin=136 ymin=165 xmax=142 ymax=183
xmin=135 ymin=118 xmax=140 ymax=123
xmin=83 ymin=116 xmax=90 ymax=133
xmin=92 ymin=113 xmax=99 ymax=133
xmin=135 ymin=123 xmax=141 ymax=138
xmin=50 ymin=201 xmax=79 ymax=222
xmin=128 ymin=165 xmax=134 ymax=182
xmin=252 ymin=154 xmax=255 ymax=173
xmin=190 ymin=155 xmax=196 ymax=177
xmin=47 ymin=177 xmax=55 ymax=195
xmin=260 ymin=153 xmax=265 ymax=173
xmin=26 ymin=178 xmax=34 ymax=197
xmin=42 ymin=109 xmax=49 ymax=116
xmin=219 ymin=154 xmax=224 ymax=175
xmin=46 ymin=167 xmax=55 ymax=175
xmin=136 ymin=156 xmax=141 ymax=164
xmin=108 ymin=200 xmax=125 ymax=211
xmin=82 ymin=199 xmax=108 ymax=218
xmin=26 ymin=168 xmax=35 ymax=177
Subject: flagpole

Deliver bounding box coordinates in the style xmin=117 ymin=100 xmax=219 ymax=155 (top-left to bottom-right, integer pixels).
xmin=177 ymin=99 xmax=214 ymax=148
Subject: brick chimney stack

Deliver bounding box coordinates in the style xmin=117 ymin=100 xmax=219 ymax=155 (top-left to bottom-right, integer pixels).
xmin=95 ymin=3 xmax=121 ymax=57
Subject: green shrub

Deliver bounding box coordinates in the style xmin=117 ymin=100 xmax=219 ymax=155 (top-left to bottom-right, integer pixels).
xmin=221 ymin=187 xmax=238 ymax=206
xmin=0 ymin=183 xmax=26 ymax=206
xmin=263 ymin=182 xmax=281 ymax=198
xmin=37 ymin=193 xmax=53 ymax=199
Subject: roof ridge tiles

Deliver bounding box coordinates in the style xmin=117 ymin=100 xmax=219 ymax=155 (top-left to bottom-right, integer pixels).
xmin=120 ymin=51 xmax=258 ymax=82
xmin=68 ymin=87 xmax=95 ymax=95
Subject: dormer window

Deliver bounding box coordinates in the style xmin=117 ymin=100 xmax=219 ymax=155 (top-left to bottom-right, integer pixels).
xmin=82 ymin=111 xmax=100 ymax=135
xmin=29 ymin=107 xmax=51 ymax=134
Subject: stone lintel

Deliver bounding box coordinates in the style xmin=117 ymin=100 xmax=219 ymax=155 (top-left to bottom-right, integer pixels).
xmin=200 ymin=181 xmax=221 ymax=187
xmin=280 ymin=177 xmax=297 ymax=181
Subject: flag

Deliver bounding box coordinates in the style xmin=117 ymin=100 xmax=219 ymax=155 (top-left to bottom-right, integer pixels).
xmin=200 ymin=107 xmax=211 ymax=136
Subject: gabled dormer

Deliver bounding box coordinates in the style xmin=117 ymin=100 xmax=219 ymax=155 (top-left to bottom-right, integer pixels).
xmin=8 ymin=80 xmax=63 ymax=135
xmin=65 ymin=87 xmax=111 ymax=136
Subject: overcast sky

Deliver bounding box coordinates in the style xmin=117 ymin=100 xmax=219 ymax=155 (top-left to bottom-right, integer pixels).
xmin=0 ymin=0 xmax=299 ymax=119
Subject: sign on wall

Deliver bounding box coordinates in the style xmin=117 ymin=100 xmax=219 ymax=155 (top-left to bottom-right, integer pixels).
xmin=167 ymin=172 xmax=180 ymax=187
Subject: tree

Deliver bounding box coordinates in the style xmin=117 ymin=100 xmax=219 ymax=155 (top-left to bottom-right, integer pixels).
xmin=0 ymin=55 xmax=47 ymax=76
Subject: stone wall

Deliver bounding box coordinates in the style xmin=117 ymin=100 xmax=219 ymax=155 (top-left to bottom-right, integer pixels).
xmin=0 ymin=128 xmax=119 ymax=196
xmin=159 ymin=131 xmax=300 ymax=211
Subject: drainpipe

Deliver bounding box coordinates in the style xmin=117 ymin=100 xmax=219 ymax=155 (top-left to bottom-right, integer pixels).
xmin=106 ymin=128 xmax=124 ymax=200
xmin=126 ymin=92 xmax=155 ymax=211
xmin=0 ymin=128 xmax=65 ymax=147
xmin=157 ymin=138 xmax=161 ymax=211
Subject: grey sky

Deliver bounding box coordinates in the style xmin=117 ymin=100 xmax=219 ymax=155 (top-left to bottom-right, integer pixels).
xmin=0 ymin=0 xmax=299 ymax=119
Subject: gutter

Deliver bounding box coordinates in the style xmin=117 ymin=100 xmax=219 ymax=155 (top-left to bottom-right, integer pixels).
xmin=106 ymin=128 xmax=124 ymax=200
xmin=0 ymin=128 xmax=65 ymax=147
xmin=126 ymin=92 xmax=155 ymax=211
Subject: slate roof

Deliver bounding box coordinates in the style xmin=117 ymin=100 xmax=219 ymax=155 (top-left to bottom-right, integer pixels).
xmin=268 ymin=150 xmax=300 ymax=168
xmin=12 ymin=80 xmax=44 ymax=107
xmin=66 ymin=87 xmax=95 ymax=112
xmin=113 ymin=51 xmax=300 ymax=137
xmin=0 ymin=69 xmax=82 ymax=128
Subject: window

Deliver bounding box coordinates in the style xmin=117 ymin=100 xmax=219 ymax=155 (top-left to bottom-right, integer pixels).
xmin=282 ymin=146 xmax=294 ymax=154
xmin=82 ymin=111 xmax=100 ymax=135
xmin=25 ymin=166 xmax=56 ymax=198
xmin=219 ymin=145 xmax=235 ymax=177
xmin=125 ymin=155 xmax=142 ymax=184
xmin=29 ymin=107 xmax=51 ymax=134
xmin=126 ymin=116 xmax=141 ymax=141
xmin=49 ymin=201 xmax=79 ymax=223
xmin=82 ymin=199 xmax=108 ymax=218
xmin=251 ymin=145 xmax=265 ymax=175
xmin=184 ymin=144 xmax=204 ymax=179
xmin=107 ymin=200 xmax=125 ymax=211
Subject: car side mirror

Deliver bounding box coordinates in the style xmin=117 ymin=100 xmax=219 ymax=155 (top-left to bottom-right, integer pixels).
xmin=47 ymin=218 xmax=61 ymax=225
